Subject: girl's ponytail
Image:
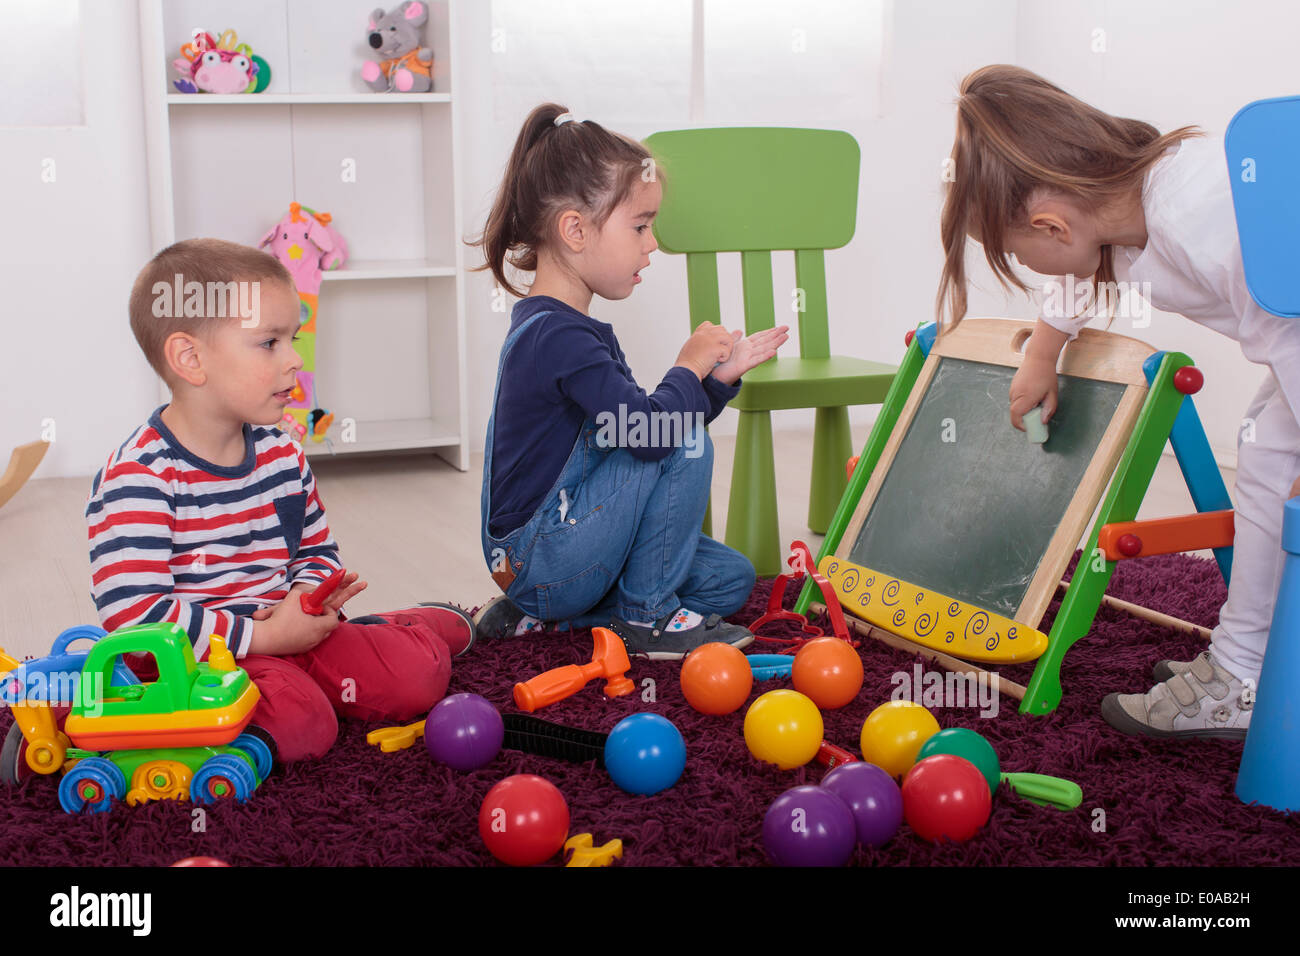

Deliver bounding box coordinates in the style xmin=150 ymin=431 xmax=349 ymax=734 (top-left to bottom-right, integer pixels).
xmin=469 ymin=103 xmax=657 ymax=298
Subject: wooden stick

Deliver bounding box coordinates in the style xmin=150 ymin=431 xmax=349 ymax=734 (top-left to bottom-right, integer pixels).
xmin=1056 ymin=580 xmax=1212 ymax=640
xmin=0 ymin=440 xmax=49 ymax=511
xmin=811 ymin=602 xmax=1027 ymax=701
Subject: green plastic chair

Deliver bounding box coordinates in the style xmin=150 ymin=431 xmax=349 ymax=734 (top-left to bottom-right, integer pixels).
xmin=645 ymin=127 xmax=898 ymax=576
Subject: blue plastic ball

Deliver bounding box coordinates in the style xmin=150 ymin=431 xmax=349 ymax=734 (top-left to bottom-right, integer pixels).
xmin=603 ymin=713 xmax=686 ymax=796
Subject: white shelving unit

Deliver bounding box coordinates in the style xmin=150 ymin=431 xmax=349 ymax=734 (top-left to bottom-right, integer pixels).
xmin=137 ymin=0 xmax=470 ymax=470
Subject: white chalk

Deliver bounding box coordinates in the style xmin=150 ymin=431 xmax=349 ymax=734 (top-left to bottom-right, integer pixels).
xmin=1025 ymin=405 xmax=1049 ymax=444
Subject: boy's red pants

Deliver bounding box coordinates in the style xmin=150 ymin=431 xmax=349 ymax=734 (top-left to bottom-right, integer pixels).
xmin=129 ymin=614 xmax=452 ymax=763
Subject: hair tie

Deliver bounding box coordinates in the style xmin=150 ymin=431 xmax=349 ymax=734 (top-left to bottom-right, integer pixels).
xmin=554 ymin=112 xmax=578 ymax=126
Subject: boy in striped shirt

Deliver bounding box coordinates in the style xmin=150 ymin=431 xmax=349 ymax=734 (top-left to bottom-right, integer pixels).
xmin=86 ymin=239 xmax=473 ymax=761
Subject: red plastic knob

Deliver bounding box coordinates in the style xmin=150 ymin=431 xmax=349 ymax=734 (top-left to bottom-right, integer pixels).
xmin=1116 ymin=534 xmax=1143 ymax=558
xmin=1173 ymin=366 xmax=1203 ymax=395
xmin=904 ymin=329 xmax=916 ymax=347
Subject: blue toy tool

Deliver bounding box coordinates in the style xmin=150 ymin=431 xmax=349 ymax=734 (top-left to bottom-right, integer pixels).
xmin=748 ymin=655 xmax=794 ymax=680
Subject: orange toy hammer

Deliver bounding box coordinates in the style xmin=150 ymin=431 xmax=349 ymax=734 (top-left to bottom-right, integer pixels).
xmin=513 ymin=627 xmax=634 ymax=712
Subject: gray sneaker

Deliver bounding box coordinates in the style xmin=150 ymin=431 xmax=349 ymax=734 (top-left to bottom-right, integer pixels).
xmin=1101 ymin=651 xmax=1254 ymax=740
xmin=609 ymin=610 xmax=754 ymax=661
xmin=473 ymin=595 xmax=544 ymax=641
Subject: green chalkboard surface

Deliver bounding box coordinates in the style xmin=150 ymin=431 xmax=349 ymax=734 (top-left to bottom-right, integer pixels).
xmin=846 ymin=357 xmax=1126 ymax=619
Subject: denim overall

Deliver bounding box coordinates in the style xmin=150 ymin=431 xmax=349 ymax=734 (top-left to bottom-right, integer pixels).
xmin=480 ymin=310 xmax=754 ymax=629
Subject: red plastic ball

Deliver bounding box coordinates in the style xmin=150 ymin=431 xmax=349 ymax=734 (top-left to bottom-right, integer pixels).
xmin=1116 ymin=533 xmax=1143 ymax=558
xmin=901 ymin=754 xmax=992 ymax=843
xmin=904 ymin=329 xmax=916 ymax=347
xmin=171 ymin=857 xmax=230 ymax=867
xmin=791 ymin=637 xmax=864 ymax=710
xmin=1173 ymin=366 xmax=1203 ymax=395
xmin=478 ymin=774 xmax=570 ymax=866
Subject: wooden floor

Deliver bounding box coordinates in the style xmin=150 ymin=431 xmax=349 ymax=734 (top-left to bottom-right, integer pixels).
xmin=0 ymin=428 xmax=1224 ymax=660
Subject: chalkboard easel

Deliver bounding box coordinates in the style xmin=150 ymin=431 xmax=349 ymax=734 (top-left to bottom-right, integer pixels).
xmin=799 ymin=318 xmax=1223 ymax=715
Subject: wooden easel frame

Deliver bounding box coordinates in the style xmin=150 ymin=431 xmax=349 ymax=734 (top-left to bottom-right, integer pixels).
xmin=0 ymin=441 xmax=49 ymax=512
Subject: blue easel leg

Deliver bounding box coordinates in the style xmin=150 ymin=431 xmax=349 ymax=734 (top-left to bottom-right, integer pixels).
xmin=1142 ymin=352 xmax=1235 ymax=584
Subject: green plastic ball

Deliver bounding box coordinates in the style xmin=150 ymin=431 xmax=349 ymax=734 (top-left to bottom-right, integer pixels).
xmin=916 ymin=727 xmax=1001 ymax=796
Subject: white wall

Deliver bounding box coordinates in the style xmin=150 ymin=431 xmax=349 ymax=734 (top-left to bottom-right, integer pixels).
xmin=4 ymin=0 xmax=1299 ymax=481
xmin=0 ymin=0 xmax=157 ymax=482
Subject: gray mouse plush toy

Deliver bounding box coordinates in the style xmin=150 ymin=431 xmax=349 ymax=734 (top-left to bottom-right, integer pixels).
xmin=361 ymin=1 xmax=433 ymax=93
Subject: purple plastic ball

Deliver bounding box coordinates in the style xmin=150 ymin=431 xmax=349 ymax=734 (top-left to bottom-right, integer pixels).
xmin=822 ymin=761 xmax=904 ymax=848
xmin=424 ymin=694 xmax=504 ymax=771
xmin=762 ymin=785 xmax=857 ymax=867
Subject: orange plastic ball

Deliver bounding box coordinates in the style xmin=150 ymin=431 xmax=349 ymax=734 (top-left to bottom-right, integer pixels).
xmin=791 ymin=638 xmax=864 ymax=709
xmin=680 ymin=642 xmax=754 ymax=715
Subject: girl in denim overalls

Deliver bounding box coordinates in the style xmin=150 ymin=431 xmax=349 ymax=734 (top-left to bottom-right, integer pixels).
xmin=469 ymin=104 xmax=788 ymax=659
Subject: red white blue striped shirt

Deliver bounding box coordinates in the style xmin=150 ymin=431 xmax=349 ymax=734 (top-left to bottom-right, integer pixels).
xmin=85 ymin=406 xmax=341 ymax=658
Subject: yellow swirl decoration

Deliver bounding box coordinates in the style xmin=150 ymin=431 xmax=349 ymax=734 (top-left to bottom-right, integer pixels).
xmin=817 ymin=554 xmax=1048 ymax=663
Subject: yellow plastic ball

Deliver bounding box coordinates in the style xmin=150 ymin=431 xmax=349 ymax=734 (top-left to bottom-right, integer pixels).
xmin=743 ymin=690 xmax=824 ymax=770
xmin=860 ymin=700 xmax=941 ymax=778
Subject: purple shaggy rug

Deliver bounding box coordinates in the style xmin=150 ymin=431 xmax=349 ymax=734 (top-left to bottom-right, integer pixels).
xmin=2 ymin=553 xmax=1297 ymax=867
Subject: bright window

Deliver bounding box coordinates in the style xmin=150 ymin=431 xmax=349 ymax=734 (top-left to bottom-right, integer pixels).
xmin=0 ymin=0 xmax=84 ymax=127
xmin=491 ymin=0 xmax=886 ymax=127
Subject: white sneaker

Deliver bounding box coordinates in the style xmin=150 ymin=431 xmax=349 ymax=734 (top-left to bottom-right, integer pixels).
xmin=1101 ymin=651 xmax=1254 ymax=741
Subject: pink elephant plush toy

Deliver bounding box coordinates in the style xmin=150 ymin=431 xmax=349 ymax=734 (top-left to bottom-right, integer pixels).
xmin=258 ymin=203 xmax=349 ymax=297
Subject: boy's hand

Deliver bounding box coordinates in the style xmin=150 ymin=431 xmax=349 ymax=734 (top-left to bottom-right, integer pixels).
xmin=675 ymin=321 xmax=737 ymax=379
xmin=711 ymin=326 xmax=790 ymax=386
xmin=1290 ymin=475 xmax=1300 ymax=500
xmin=248 ymin=597 xmax=339 ymax=656
xmin=294 ymin=572 xmax=367 ymax=615
xmin=247 ymin=573 xmax=367 ymax=655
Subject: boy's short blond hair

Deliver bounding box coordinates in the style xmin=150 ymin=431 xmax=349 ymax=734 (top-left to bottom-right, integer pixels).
xmin=129 ymin=238 xmax=295 ymax=385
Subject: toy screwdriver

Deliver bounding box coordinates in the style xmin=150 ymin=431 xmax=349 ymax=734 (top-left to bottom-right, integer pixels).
xmin=299 ymin=568 xmax=347 ymax=615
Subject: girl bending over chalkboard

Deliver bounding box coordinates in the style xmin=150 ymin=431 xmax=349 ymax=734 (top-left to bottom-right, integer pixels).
xmin=937 ymin=65 xmax=1299 ymax=741
xmin=468 ymin=104 xmax=788 ymax=658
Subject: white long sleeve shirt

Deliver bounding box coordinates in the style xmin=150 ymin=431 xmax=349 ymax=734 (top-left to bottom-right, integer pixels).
xmin=1037 ymin=135 xmax=1300 ymax=423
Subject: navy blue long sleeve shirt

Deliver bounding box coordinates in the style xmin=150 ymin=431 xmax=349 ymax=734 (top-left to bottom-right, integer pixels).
xmin=487 ymin=296 xmax=740 ymax=537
